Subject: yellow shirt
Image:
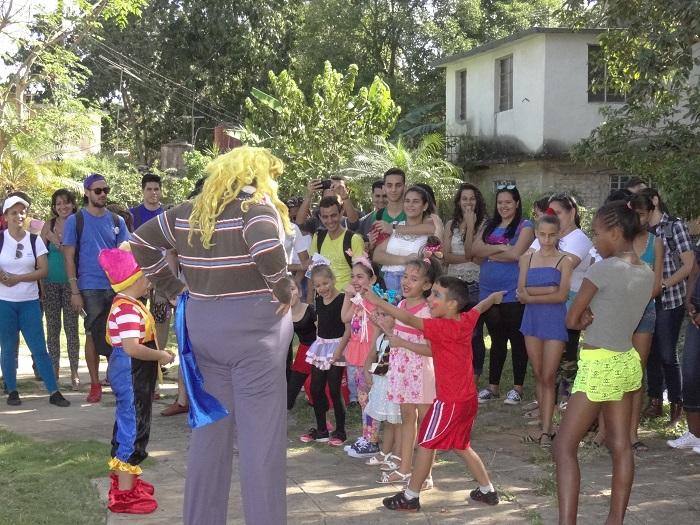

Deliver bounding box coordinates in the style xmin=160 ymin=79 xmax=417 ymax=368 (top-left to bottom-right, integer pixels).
xmin=310 ymin=229 xmax=365 ymax=291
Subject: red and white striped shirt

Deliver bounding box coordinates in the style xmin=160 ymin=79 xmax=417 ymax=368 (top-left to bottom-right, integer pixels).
xmin=108 ymin=299 xmax=147 ymax=346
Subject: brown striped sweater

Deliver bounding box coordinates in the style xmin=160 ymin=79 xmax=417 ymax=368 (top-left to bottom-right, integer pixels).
xmin=130 ymin=195 xmax=288 ymax=301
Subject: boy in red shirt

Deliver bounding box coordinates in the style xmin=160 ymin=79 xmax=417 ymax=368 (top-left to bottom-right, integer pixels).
xmin=365 ymin=276 xmax=504 ymax=512
xmin=98 ymin=244 xmax=175 ymax=514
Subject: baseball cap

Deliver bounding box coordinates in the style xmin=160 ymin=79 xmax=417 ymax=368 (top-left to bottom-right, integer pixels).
xmin=84 ymin=173 xmax=106 ymax=189
xmin=2 ymin=195 xmax=30 ymax=214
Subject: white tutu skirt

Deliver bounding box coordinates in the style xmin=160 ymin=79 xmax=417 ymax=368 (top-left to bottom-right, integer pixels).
xmin=305 ymin=337 xmax=345 ymax=371
xmin=365 ymin=375 xmax=401 ymax=424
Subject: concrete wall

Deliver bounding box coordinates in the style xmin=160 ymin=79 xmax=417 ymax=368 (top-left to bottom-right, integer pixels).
xmin=542 ymin=32 xmax=620 ymax=152
xmin=445 ymin=34 xmax=546 ymax=152
xmin=465 ymin=159 xmax=613 ymax=209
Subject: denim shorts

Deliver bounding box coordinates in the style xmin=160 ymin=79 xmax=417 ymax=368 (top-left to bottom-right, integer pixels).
xmin=634 ymin=300 xmax=656 ymax=334
xmin=81 ymin=288 xmax=116 ymax=357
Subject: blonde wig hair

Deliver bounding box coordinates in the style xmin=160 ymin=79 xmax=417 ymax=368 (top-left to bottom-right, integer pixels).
xmin=188 ymin=146 xmax=292 ymax=248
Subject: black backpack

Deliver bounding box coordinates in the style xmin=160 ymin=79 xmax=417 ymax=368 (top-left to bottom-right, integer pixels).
xmin=0 ymin=231 xmax=38 ymax=269
xmin=315 ymin=229 xmax=354 ymax=269
xmin=74 ymin=209 xmax=121 ymax=268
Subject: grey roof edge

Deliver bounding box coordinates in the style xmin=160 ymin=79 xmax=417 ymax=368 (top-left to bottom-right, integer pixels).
xmin=434 ymin=27 xmax=605 ymax=68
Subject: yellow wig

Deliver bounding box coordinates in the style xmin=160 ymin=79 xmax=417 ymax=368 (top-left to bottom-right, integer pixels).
xmin=188 ymin=146 xmax=292 ymax=248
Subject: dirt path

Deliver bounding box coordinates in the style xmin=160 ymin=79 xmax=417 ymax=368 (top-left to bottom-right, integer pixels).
xmin=1 ymin=350 xmax=699 ymax=524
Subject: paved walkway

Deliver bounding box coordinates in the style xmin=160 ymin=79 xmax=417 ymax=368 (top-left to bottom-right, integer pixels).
xmin=1 ymin=349 xmax=699 ymax=524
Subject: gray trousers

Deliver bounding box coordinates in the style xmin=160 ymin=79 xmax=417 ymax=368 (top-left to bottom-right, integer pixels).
xmin=183 ymin=295 xmax=293 ymax=525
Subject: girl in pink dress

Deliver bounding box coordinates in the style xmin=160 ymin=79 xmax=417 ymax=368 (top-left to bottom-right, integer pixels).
xmin=378 ymin=255 xmax=441 ymax=488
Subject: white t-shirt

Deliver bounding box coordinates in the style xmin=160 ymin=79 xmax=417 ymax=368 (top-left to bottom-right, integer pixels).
xmin=0 ymin=230 xmax=48 ymax=302
xmin=382 ymin=231 xmax=429 ymax=273
xmin=531 ymin=228 xmax=593 ymax=292
xmin=291 ymin=223 xmax=311 ymax=265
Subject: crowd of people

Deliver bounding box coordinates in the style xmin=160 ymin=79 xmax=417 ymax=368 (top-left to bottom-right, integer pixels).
xmin=1 ymin=151 xmax=699 ymax=524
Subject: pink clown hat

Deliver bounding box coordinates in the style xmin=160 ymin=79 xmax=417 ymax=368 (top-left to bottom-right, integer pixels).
xmin=98 ymin=243 xmax=144 ymax=292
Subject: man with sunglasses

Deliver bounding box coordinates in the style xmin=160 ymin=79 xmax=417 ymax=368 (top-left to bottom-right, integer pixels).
xmin=63 ymin=173 xmax=130 ymax=403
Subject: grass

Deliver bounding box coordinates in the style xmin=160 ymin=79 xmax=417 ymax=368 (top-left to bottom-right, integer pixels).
xmin=0 ymin=429 xmax=107 ymax=525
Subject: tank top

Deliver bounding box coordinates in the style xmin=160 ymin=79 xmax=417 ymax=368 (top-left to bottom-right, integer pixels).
xmin=640 ymin=232 xmax=655 ymax=267
xmin=46 ymin=240 xmax=68 ymax=284
xmin=315 ymin=293 xmax=345 ymax=339
xmin=382 ymin=231 xmax=428 ymax=273
xmin=446 ymin=228 xmax=480 ymax=282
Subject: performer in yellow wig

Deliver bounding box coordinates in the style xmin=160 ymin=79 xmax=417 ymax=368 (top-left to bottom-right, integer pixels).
xmin=130 ymin=146 xmax=294 ymax=524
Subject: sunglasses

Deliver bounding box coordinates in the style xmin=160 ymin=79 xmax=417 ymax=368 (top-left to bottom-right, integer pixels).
xmin=496 ymin=183 xmax=516 ymax=190
xmin=15 ymin=242 xmax=24 ymax=260
xmin=90 ymin=187 xmax=111 ymax=195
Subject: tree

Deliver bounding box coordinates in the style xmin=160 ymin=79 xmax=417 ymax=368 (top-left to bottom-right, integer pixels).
xmin=341 ymin=133 xmax=463 ymax=215
xmin=563 ymin=0 xmax=700 ymax=217
xmin=79 ymin=0 xmax=302 ymax=162
xmin=239 ymin=61 xmax=400 ymax=197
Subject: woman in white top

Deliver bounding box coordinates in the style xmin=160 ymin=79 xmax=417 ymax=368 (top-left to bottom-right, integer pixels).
xmin=0 ymin=195 xmax=70 ymax=407
xmin=373 ymin=186 xmax=434 ymax=295
xmin=531 ymin=194 xmax=593 ymax=405
xmin=443 ymin=183 xmax=488 ymax=378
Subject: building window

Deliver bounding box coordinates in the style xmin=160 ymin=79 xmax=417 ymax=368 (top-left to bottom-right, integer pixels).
xmin=497 ymin=55 xmax=513 ymax=112
xmin=456 ymin=69 xmax=467 ymax=121
xmin=609 ymin=175 xmax=630 ymax=192
xmin=588 ymin=45 xmax=625 ymax=103
xmin=494 ymin=179 xmax=516 ymax=192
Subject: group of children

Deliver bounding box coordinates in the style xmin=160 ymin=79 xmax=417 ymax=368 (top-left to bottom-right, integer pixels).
xmin=291 ymin=199 xmax=653 ymax=523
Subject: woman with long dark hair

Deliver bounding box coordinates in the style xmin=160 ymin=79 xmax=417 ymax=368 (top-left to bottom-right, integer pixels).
xmin=443 ymin=183 xmax=488 ymax=379
xmin=472 ymin=185 xmax=534 ymax=405
xmin=40 ymin=189 xmax=81 ymax=389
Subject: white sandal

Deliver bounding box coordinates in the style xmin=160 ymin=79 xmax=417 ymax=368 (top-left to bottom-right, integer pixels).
xmin=380 ymin=454 xmax=401 ymax=471
xmin=376 ymin=470 xmax=411 ymax=484
xmin=422 ymin=476 xmax=434 ymax=491
xmin=365 ymin=451 xmax=389 ymax=466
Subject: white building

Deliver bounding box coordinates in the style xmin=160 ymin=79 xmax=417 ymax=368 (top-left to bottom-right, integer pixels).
xmin=436 ymin=27 xmax=628 ymax=206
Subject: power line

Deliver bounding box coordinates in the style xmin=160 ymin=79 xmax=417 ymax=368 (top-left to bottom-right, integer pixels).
xmin=89 ymin=36 xmax=241 ymax=123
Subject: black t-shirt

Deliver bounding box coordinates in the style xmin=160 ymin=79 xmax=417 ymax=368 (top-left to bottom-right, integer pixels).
xmin=293 ymin=304 xmax=317 ymax=345
xmin=315 ymin=293 xmax=345 ymax=339
xmin=693 ymin=240 xmax=700 ymax=309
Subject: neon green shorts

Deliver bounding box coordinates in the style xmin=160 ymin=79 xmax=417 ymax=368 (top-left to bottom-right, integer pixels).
xmin=572 ymin=348 xmax=641 ymax=402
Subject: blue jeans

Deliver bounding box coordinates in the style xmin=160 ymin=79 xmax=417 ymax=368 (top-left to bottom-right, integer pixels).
xmin=682 ymin=321 xmax=700 ymax=412
xmin=0 ymin=299 xmax=58 ymax=393
xmin=646 ymin=302 xmax=684 ymax=403
xmin=81 ymin=288 xmax=115 ymax=357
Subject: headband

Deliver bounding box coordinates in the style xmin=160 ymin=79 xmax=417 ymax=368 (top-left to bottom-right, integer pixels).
xmin=545 ymin=207 xmax=557 ymax=216
xmin=349 ymin=250 xmax=374 ymax=274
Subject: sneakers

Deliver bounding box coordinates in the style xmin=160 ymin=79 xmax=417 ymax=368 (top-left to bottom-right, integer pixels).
xmin=7 ymin=391 xmax=21 ymax=406
xmin=344 ymin=436 xmax=364 ymax=453
xmin=49 ymin=391 xmax=71 ymax=407
xmin=469 ymin=486 xmax=500 ymax=506
xmin=382 ymin=491 xmax=420 ymax=512
xmin=478 ymin=388 xmax=499 ymax=404
xmin=347 ymin=437 xmax=380 ymax=458
xmin=108 ymin=484 xmax=158 ymax=514
xmin=328 ymin=431 xmax=347 ymax=447
xmin=667 ymin=431 xmax=700 ymax=450
xmin=693 ymin=447 xmax=700 ymax=455
xmin=300 ymin=428 xmax=330 ymax=443
xmin=503 ymin=389 xmax=522 ymax=405
xmin=86 ymin=383 xmax=102 ymax=403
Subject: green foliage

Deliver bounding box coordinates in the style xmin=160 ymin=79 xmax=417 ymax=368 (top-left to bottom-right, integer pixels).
xmin=563 ymin=0 xmax=700 ymax=218
xmin=341 ymin=133 xmax=463 ymax=216
xmin=241 ymin=62 xmax=400 ymax=196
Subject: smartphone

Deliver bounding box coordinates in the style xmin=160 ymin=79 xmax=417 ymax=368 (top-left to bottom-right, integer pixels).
xmin=319 ymin=179 xmax=332 ymax=190
xmin=79 ymin=309 xmax=87 ymax=319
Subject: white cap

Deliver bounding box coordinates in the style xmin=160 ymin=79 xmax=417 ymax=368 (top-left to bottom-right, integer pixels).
xmin=2 ymin=195 xmax=30 ymax=214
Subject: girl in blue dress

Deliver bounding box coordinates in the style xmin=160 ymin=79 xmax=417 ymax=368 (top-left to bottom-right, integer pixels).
xmin=517 ymin=214 xmax=574 ymax=446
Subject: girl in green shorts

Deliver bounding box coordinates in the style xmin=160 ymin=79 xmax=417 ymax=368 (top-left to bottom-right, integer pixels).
xmin=554 ymin=200 xmax=654 ymax=525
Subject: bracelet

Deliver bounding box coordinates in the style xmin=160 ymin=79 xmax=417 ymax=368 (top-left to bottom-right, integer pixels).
xmin=71 ymin=292 xmax=81 ymax=296
xmin=68 ymin=277 xmax=78 ymax=282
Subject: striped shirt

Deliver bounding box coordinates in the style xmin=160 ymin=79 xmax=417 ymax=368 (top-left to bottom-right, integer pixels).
xmin=108 ymin=301 xmax=146 ymax=346
xmin=130 ymin=192 xmax=288 ymax=300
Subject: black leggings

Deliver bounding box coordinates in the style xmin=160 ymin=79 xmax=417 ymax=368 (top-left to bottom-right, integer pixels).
xmin=483 ymin=302 xmax=528 ymax=387
xmin=287 ymin=370 xmax=307 ymax=411
xmin=309 ymin=365 xmax=345 ymax=434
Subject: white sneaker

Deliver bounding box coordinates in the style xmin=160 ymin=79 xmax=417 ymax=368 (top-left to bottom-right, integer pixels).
xmin=693 ymin=446 xmax=700 ymax=455
xmin=666 ymin=431 xmax=700 ymax=449
xmin=503 ymin=389 xmax=522 ymax=405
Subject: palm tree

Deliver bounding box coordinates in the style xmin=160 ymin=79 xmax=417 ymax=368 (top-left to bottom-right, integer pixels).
xmin=341 ymin=133 xmax=463 ymax=214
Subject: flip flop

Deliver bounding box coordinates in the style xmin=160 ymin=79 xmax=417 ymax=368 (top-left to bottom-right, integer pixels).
xmin=632 ymin=441 xmax=649 ymax=452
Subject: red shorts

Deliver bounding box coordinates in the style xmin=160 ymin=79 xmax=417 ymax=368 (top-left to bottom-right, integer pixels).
xmin=290 ymin=344 xmax=312 ymax=375
xmin=418 ymin=398 xmax=478 ymax=450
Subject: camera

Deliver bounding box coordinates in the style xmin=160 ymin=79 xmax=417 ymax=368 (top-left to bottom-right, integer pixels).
xmin=319 ymin=179 xmax=332 ymax=190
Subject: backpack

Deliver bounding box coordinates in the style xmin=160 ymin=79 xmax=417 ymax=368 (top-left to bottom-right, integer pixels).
xmin=0 ymin=231 xmax=39 ymax=270
xmin=315 ymin=229 xmax=354 ymax=269
xmin=74 ymin=209 xmax=122 ymax=268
